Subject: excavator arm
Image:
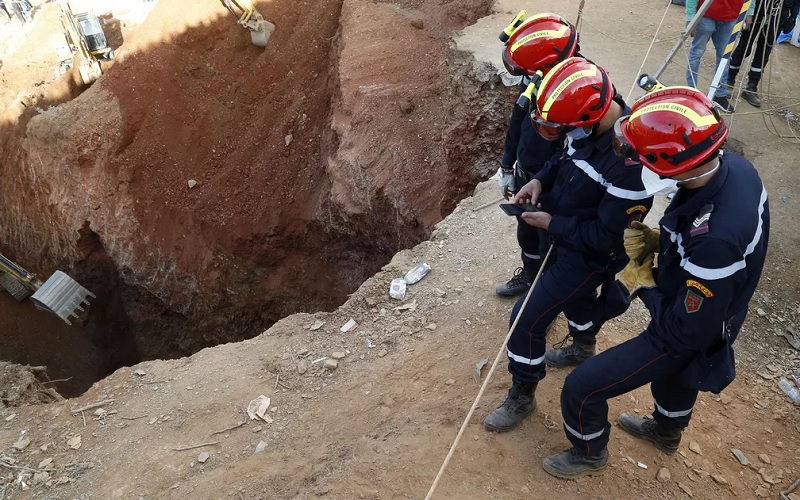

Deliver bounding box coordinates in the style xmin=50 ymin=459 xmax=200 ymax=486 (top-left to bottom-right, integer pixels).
xmin=220 ymin=0 xmax=275 ymax=47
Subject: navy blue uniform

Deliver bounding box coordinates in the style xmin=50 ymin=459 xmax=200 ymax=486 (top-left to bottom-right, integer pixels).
xmin=501 ymin=80 xmax=564 ymax=278
xmin=560 ymin=152 xmax=769 ymax=456
xmin=506 ymin=105 xmax=653 ymax=384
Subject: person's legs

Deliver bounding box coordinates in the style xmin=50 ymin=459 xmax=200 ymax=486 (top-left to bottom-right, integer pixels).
xmin=711 ymin=19 xmax=736 ymax=98
xmin=687 ymin=17 xmax=716 ymax=88
xmin=543 ymin=330 xmax=691 ymax=478
xmin=544 ymin=287 xmax=598 ymax=368
xmin=485 ymin=251 xmax=603 ymax=432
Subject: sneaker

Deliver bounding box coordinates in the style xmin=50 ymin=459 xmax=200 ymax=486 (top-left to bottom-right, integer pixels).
xmin=495 ymin=267 xmax=531 ymax=297
xmin=484 ymin=382 xmax=537 ymax=432
xmin=617 ymin=413 xmax=682 ymax=454
xmin=742 ymin=84 xmax=761 ymax=108
xmin=545 ymin=341 xmax=596 ymax=368
xmin=671 ymin=0 xmax=686 ymax=4
xmin=542 ymin=447 xmax=609 ymax=479
xmin=713 ymin=95 xmax=735 ymax=113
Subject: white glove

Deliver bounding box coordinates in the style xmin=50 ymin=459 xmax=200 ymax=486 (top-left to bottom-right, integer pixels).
xmin=497 ymin=164 xmax=515 ymax=199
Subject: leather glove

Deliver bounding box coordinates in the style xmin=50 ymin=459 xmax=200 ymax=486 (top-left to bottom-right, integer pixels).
xmin=620 ymin=253 xmax=656 ymax=297
xmin=497 ymin=163 xmax=516 ymax=200
xmin=623 ymin=221 xmax=660 ymax=264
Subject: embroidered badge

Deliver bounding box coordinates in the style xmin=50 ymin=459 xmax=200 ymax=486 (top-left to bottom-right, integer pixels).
xmin=686 ymin=279 xmax=714 ymax=298
xmin=626 ymin=205 xmax=648 ymax=215
xmin=690 ymin=203 xmax=714 ymax=236
xmin=684 ymin=290 xmax=704 ymax=313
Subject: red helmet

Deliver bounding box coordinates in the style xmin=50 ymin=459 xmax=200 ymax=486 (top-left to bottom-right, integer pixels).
xmin=530 ymin=57 xmax=613 ymax=140
xmin=502 ymin=13 xmax=578 ymax=77
xmin=614 ymin=86 xmax=729 ymax=176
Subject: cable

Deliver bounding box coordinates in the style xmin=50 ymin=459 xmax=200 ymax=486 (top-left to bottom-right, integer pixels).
xmin=626 ymin=0 xmax=675 ymax=102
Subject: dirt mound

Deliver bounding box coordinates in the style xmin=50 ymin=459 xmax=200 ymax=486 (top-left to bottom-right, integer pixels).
xmin=0 ymin=362 xmax=61 ymax=407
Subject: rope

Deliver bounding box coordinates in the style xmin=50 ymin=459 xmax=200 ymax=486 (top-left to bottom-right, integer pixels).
xmin=626 ymin=0 xmax=675 ymax=102
xmin=423 ymin=243 xmax=555 ymax=500
xmin=581 ymin=19 xmax=683 ymax=46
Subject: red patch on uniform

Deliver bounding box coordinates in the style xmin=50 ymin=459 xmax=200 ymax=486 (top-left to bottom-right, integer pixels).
xmin=684 ymin=290 xmax=704 ymax=314
xmin=628 ymin=213 xmax=644 ymax=228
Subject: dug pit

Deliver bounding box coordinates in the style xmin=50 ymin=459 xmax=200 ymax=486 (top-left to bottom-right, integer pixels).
xmin=0 ymin=0 xmax=504 ymax=396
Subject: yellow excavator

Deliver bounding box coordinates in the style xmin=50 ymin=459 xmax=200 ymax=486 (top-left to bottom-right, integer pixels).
xmin=0 ymin=253 xmax=95 ymax=325
xmin=57 ymin=1 xmax=114 ymax=85
xmin=220 ymin=0 xmax=275 ymax=48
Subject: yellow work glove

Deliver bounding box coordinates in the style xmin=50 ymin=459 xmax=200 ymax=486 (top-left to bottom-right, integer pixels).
xmin=621 ymin=253 xmax=656 ymax=297
xmin=623 ymin=221 xmax=660 ymax=264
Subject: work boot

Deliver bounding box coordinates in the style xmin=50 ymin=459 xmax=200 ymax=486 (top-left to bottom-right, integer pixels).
xmin=542 ymin=447 xmax=609 ymax=479
xmin=742 ymin=83 xmax=761 ymax=108
xmin=713 ymin=95 xmax=735 ymax=113
xmin=495 ymin=267 xmax=531 ymax=297
xmin=484 ymin=381 xmax=537 ymax=432
xmin=545 ymin=340 xmax=596 ymax=368
xmin=617 ymin=413 xmax=682 ymax=455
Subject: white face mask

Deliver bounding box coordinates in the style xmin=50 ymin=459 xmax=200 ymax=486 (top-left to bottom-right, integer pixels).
xmin=641 ymin=167 xmax=679 ymax=196
xmin=566 ymin=126 xmax=592 ymax=141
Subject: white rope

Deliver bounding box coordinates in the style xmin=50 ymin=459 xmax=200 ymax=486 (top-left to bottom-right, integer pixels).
xmin=626 ymin=0 xmax=675 ymax=102
xmin=423 ymin=243 xmax=555 ymax=500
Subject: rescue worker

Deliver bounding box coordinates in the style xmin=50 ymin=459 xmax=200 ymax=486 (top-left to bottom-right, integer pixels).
xmin=484 ymin=57 xmax=653 ymax=432
xmin=543 ymin=86 xmax=770 ymax=478
xmin=495 ymin=13 xmax=577 ymax=297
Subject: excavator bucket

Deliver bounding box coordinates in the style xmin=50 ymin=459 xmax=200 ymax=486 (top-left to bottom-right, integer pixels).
xmin=31 ymin=271 xmax=96 ymax=325
xmin=249 ymin=19 xmax=275 ymax=47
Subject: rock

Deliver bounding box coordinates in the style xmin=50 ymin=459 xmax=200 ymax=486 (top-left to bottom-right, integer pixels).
xmin=426 ymin=323 xmax=437 ymax=331
xmin=760 ymin=471 xmax=776 ymax=484
xmin=254 ymin=441 xmax=268 ymax=454
xmin=712 ymin=474 xmax=728 ymax=485
xmin=757 ymin=308 xmax=767 ymax=316
xmin=758 ymin=453 xmax=771 ymax=464
xmin=331 ymin=351 xmax=346 ymax=360
xmin=67 ymin=435 xmax=81 ymax=450
xmin=12 ymin=436 xmax=31 ymax=450
xmin=731 ymin=448 xmax=749 ymax=466
xmin=683 ymin=459 xmax=693 ymax=468
xmin=309 ymin=320 xmax=325 ymax=331
xmin=297 ymin=360 xmax=309 ymax=375
xmin=197 ymin=452 xmax=210 ymax=463
xmin=433 ymin=288 xmax=446 ymax=298
xmin=377 ymin=349 xmax=388 ymax=358
xmin=134 ymin=369 xmax=147 ymax=376
xmin=787 ymin=494 xmax=800 ymax=500
xmin=755 ymin=486 xmax=770 ymax=497
xmin=365 ymin=297 xmax=378 ymax=307
xmin=323 ymin=359 xmax=338 ymax=370
xmin=284 ymin=134 xmax=293 ymax=147
xmin=718 ymin=393 xmax=733 ymax=405
xmin=678 ymin=482 xmax=693 ymax=498
xmin=5 ymin=413 xmax=16 ymax=422
xmin=399 ymin=98 xmax=415 ymax=115
xmin=410 ymin=18 xmax=424 ymax=29
xmin=445 ymin=379 xmax=455 ymax=385
xmin=689 ymin=440 xmax=702 ymax=454
xmin=766 ymin=364 xmax=779 ymax=373
xmin=776 ymin=441 xmax=784 ymax=448
xmin=252 ymin=425 xmax=262 ymax=433
xmin=657 ymin=467 xmax=671 ymax=482
xmin=32 ymin=472 xmax=50 ymax=485
xmin=187 ymin=179 xmax=198 ymax=189
xmin=38 ymin=458 xmax=53 ymax=469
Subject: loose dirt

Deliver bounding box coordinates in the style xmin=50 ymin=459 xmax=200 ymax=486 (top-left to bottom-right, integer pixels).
xmin=0 ymin=0 xmax=798 ymax=498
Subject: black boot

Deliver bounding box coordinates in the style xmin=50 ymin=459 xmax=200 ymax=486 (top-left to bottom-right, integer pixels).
xmin=617 ymin=413 xmax=682 ymax=454
xmin=545 ymin=339 xmax=596 ymax=368
xmin=742 ymin=83 xmax=761 ymax=108
xmin=495 ymin=267 xmax=531 ymax=297
xmin=542 ymin=447 xmax=609 ymax=479
xmin=484 ymin=381 xmax=537 ymax=432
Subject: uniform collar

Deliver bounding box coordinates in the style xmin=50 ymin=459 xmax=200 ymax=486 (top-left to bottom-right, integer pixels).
xmin=662 ymin=154 xmax=730 ymax=226
xmin=567 ymin=126 xmax=614 ymax=159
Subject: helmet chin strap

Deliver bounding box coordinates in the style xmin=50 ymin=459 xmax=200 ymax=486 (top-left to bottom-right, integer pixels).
xmin=674 ymin=158 xmax=720 ymax=185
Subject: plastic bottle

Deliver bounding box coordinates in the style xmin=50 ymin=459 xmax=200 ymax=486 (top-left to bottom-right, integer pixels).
xmin=778 ymin=378 xmax=800 ymax=404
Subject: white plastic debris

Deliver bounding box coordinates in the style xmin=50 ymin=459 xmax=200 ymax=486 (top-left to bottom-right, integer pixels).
xmin=246 ymin=396 xmax=273 ymax=424
xmin=340 ymin=319 xmax=359 ymax=332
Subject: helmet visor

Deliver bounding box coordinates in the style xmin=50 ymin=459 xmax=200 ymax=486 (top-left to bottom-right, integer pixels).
xmin=612 ymin=116 xmax=639 ymax=161
xmin=502 ymin=49 xmax=526 ymax=76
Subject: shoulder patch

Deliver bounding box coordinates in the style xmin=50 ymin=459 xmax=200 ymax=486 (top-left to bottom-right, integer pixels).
xmin=626 ymin=205 xmax=648 ymax=215
xmin=684 ymin=290 xmax=704 ymax=314
xmin=689 ymin=202 xmax=714 ymax=236
xmin=686 ymin=279 xmax=714 ymax=298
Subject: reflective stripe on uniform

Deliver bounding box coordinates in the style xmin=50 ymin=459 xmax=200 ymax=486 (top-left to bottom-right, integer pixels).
xmin=564 ymin=422 xmax=605 ymax=441
xmin=568 ymin=320 xmax=594 ymax=331
xmin=663 ymin=185 xmax=767 ymax=281
xmin=507 ymin=348 xmax=545 ymax=366
xmin=655 ymin=400 xmax=694 ymax=418
xmin=570 ymin=158 xmax=651 ymax=201
xmin=523 ymin=252 xmax=541 ymax=260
